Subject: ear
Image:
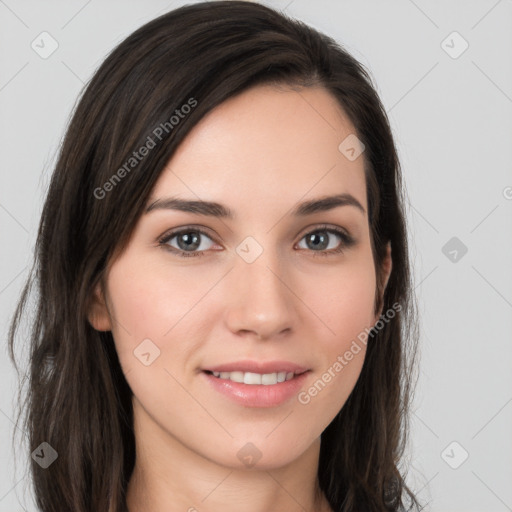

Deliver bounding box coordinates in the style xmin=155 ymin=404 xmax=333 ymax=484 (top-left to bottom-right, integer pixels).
xmin=87 ymin=281 xmax=112 ymax=331
xmin=381 ymin=241 xmax=392 ymax=291
xmin=373 ymin=241 xmax=393 ymax=322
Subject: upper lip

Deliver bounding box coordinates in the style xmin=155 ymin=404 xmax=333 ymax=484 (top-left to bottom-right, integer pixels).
xmin=202 ymin=360 xmax=310 ymax=374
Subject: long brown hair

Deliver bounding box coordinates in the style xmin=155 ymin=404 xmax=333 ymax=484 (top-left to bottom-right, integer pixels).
xmin=8 ymin=2 xmax=421 ymax=510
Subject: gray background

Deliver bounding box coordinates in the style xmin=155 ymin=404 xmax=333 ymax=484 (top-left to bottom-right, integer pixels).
xmin=1 ymin=0 xmax=511 ymax=510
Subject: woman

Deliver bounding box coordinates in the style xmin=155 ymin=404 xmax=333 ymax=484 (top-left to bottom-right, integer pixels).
xmin=9 ymin=1 xmax=421 ymax=511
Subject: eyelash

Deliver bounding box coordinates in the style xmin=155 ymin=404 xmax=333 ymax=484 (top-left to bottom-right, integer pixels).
xmin=158 ymin=224 xmax=355 ymax=258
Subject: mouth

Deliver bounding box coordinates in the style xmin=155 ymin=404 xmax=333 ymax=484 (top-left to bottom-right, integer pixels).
xmin=203 ymin=369 xmax=308 ymax=385
xmin=200 ymin=362 xmax=311 ymax=407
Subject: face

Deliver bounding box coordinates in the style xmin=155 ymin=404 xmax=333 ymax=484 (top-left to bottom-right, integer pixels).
xmin=89 ymin=84 xmax=391 ymax=470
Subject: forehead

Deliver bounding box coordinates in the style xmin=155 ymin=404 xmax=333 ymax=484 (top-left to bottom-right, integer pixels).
xmin=151 ymin=84 xmax=367 ymax=216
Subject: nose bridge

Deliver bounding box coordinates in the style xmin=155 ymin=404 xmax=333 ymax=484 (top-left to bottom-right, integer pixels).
xmin=224 ymin=238 xmax=296 ymax=339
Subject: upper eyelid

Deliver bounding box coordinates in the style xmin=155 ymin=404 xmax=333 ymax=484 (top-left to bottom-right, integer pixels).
xmin=159 ymin=224 xmax=216 ymax=242
xmin=297 ymin=223 xmax=351 ymax=238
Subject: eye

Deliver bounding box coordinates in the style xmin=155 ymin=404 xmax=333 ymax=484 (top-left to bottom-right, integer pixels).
xmin=158 ymin=224 xmax=355 ymax=258
xmin=296 ymin=225 xmax=354 ymax=256
xmin=159 ymin=227 xmax=218 ymax=258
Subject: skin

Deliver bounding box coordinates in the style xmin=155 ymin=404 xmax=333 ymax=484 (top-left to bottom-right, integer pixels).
xmin=89 ymin=84 xmax=392 ymax=512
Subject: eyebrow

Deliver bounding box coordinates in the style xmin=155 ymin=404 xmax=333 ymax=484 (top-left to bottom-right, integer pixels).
xmin=144 ymin=193 xmax=366 ymax=218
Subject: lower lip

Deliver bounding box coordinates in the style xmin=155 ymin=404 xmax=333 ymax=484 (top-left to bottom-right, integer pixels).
xmin=202 ymin=371 xmax=310 ymax=408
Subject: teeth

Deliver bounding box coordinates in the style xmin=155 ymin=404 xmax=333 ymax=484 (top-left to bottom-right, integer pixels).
xmin=210 ymin=370 xmax=297 ymax=385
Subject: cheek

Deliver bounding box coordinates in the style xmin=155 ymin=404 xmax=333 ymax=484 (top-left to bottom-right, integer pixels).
xmin=108 ymin=257 xmax=186 ymax=332
xmin=296 ymin=258 xmax=375 ymax=413
xmin=105 ymin=255 xmax=221 ymax=369
xmin=309 ymin=257 xmax=377 ymax=347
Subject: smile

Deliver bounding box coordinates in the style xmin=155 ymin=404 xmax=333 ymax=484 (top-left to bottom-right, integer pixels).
xmin=205 ymin=370 xmax=303 ymax=385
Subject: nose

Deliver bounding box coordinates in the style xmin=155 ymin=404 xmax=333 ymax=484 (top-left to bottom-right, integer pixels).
xmin=223 ymin=250 xmax=297 ymax=341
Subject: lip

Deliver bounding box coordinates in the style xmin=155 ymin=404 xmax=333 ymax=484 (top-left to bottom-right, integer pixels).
xmin=201 ymin=367 xmax=311 ymax=408
xmin=202 ymin=360 xmax=309 ymax=374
